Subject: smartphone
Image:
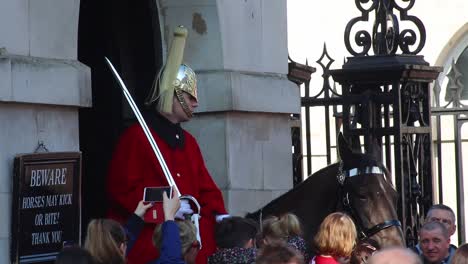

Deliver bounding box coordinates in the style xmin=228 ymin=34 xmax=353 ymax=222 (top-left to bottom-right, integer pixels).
xmin=143 ymin=186 xmax=172 ymax=202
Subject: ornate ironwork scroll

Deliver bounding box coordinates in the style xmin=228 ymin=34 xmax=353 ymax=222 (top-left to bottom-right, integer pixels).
xmin=399 ymin=80 xmax=433 ymax=245
xmin=432 ymin=59 xmax=468 ymax=242
xmin=401 ymin=82 xmax=430 ymax=127
xmin=300 ymin=45 xmax=342 ymax=176
xmin=344 ymin=0 xmax=426 ymax=56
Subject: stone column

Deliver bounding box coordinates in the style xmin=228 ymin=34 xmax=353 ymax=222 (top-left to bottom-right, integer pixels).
xmin=158 ymin=0 xmax=299 ymax=215
xmin=0 ymin=0 xmax=91 ymax=261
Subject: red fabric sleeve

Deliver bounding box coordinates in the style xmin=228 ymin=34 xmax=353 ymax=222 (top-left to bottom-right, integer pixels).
xmin=107 ymin=125 xmax=148 ymax=219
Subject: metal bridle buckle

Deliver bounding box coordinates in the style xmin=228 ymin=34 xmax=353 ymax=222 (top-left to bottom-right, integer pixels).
xmin=343 ymin=192 xmax=350 ymax=206
xmin=337 ymin=161 xmax=346 ymax=185
xmin=346 ymin=166 xmax=384 ymax=177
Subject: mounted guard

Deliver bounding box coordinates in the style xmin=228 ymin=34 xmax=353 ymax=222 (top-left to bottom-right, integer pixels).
xmin=106 ymin=26 xmax=228 ymax=264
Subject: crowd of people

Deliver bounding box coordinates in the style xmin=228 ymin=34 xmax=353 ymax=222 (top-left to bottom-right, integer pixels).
xmin=53 ymin=201 xmax=468 ymax=264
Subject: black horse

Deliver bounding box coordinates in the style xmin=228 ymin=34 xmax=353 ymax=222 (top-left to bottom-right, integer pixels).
xmin=246 ymin=134 xmax=405 ymax=249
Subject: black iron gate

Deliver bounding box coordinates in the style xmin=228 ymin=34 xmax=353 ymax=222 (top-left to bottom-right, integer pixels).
xmin=290 ymin=0 xmax=448 ymax=246
xmin=432 ymin=59 xmax=468 ymax=243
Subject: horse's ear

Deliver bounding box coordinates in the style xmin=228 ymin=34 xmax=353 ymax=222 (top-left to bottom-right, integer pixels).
xmin=338 ymin=133 xmax=353 ymax=161
xmin=368 ymin=138 xmax=383 ymax=162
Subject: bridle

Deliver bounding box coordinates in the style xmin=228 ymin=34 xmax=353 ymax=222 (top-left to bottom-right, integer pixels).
xmin=338 ymin=162 xmax=401 ymax=240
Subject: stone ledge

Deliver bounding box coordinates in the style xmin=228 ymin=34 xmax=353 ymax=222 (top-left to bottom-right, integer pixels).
xmin=196 ymin=70 xmax=300 ymax=114
xmin=0 ymin=55 xmax=91 ymax=107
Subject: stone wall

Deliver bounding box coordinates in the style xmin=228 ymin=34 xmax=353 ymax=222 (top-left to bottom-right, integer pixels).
xmin=0 ymin=0 xmax=90 ymax=262
xmin=159 ymin=0 xmax=299 ymax=216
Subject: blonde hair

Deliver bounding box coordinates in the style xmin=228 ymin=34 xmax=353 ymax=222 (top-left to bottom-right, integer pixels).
xmin=452 ymin=244 xmax=468 ymax=264
xmin=262 ymin=213 xmax=303 ymax=242
xmin=84 ymin=219 xmax=126 ymax=264
xmin=314 ymin=212 xmax=357 ymax=258
xmin=153 ymin=220 xmax=197 ymax=255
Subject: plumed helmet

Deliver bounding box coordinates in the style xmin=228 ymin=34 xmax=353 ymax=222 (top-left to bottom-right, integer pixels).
xmin=145 ymin=26 xmax=197 ymax=116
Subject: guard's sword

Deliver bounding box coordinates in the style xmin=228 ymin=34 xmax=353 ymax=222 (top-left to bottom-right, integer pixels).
xmin=104 ymin=57 xmax=180 ymax=196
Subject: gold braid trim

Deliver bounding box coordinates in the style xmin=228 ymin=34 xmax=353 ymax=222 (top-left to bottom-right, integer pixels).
xmin=175 ymin=89 xmax=193 ymax=118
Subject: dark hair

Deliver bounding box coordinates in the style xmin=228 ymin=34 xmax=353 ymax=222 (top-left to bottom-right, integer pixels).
xmin=428 ymin=204 xmax=456 ymax=221
xmin=256 ymin=244 xmax=304 ymax=264
xmin=55 ymin=247 xmax=96 ymax=264
xmin=215 ymin=216 xmax=258 ymax=248
xmin=420 ymin=221 xmax=449 ymax=239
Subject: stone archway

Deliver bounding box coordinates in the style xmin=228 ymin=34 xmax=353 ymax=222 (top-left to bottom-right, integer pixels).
xmin=435 ymin=23 xmax=468 ymax=85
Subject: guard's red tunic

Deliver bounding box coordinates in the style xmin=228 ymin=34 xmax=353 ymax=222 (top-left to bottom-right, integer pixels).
xmin=106 ymin=115 xmax=227 ymax=264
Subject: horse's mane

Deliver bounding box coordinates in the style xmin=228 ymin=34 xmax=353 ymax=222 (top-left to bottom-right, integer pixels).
xmin=246 ymin=162 xmax=341 ymax=243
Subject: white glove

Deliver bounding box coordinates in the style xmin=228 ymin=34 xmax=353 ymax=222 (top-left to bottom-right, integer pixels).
xmin=175 ymin=199 xmax=194 ymax=220
xmin=215 ymin=214 xmax=231 ymax=223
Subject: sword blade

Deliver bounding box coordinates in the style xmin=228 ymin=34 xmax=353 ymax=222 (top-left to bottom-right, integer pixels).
xmin=104 ymin=57 xmax=180 ymax=196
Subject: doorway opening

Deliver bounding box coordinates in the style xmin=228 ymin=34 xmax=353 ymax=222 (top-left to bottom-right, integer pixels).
xmin=77 ymin=0 xmax=162 ymax=235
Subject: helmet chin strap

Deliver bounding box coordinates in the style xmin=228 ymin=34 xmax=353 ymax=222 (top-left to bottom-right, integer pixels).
xmin=175 ymin=89 xmax=193 ymax=118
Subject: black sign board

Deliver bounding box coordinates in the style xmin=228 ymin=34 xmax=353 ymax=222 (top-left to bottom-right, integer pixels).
xmin=11 ymin=152 xmax=81 ymax=264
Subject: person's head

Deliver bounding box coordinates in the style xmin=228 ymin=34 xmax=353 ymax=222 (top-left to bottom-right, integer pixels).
xmin=215 ymin=216 xmax=258 ymax=249
xmin=426 ymin=204 xmax=456 ymax=237
xmin=262 ymin=213 xmax=303 ymax=246
xmin=314 ymin=212 xmax=357 ymax=258
xmin=145 ymin=26 xmax=198 ymax=124
xmin=84 ymin=219 xmax=126 ymax=264
xmin=147 ymin=63 xmax=198 ymax=124
xmin=55 ymin=247 xmax=96 ymax=264
xmin=160 ymin=88 xmax=198 ymax=124
xmin=153 ymin=220 xmax=200 ymax=264
xmin=256 ymin=244 xmax=304 ymax=264
xmin=419 ymin=221 xmax=451 ymax=264
xmin=367 ymin=247 xmax=421 ymax=264
xmin=451 ymin=243 xmax=468 ymax=264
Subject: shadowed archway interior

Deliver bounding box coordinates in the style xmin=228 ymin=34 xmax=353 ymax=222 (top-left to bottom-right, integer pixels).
xmin=78 ymin=0 xmax=162 ymax=237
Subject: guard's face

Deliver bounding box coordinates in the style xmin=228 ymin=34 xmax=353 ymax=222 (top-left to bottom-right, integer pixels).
xmin=426 ymin=209 xmax=456 ymax=236
xmin=173 ymin=92 xmax=198 ymax=122
xmin=420 ymin=229 xmax=450 ymax=264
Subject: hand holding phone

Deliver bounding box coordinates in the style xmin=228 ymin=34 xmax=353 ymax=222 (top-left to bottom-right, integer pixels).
xmin=163 ymin=189 xmax=180 ymax=221
xmin=134 ymin=200 xmax=154 ymax=219
xmin=142 ymin=186 xmax=173 ymax=223
xmin=143 ymin=186 xmax=172 ymax=202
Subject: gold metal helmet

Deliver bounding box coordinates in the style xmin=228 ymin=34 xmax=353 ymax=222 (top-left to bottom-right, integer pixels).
xmin=173 ymin=64 xmax=197 ymax=117
xmin=145 ymin=26 xmax=198 ymax=117
xmin=174 ymin=64 xmax=197 ymax=100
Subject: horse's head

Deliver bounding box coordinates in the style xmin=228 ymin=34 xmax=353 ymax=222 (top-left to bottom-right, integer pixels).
xmin=338 ymin=133 xmax=405 ymax=248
